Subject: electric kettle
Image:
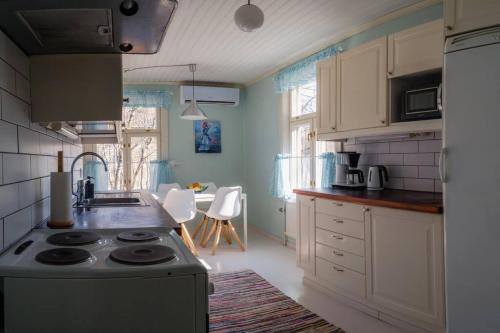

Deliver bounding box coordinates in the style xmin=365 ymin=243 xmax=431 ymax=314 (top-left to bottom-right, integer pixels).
xmin=367 ymin=166 xmax=389 ymax=190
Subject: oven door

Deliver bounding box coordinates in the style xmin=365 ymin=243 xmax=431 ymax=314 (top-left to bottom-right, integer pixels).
xmin=403 ymin=86 xmax=442 ymax=121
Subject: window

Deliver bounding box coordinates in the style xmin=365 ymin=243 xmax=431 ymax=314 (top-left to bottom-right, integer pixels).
xmin=89 ymin=107 xmax=161 ymax=191
xmin=288 ymin=81 xmax=337 ymax=190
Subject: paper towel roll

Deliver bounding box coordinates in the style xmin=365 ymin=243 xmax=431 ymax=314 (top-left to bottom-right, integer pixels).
xmin=49 ymin=172 xmax=74 ymax=227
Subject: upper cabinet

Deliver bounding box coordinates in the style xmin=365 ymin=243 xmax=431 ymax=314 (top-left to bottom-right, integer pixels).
xmin=337 ymin=37 xmax=388 ymax=131
xmin=388 ymin=20 xmax=444 ymax=78
xmin=445 ymin=0 xmax=500 ymax=36
xmin=31 ymin=54 xmax=123 ymax=122
xmin=316 ymin=57 xmax=337 ymax=134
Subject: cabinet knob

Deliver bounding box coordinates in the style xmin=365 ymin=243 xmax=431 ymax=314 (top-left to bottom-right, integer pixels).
xmin=310 ymin=198 xmax=316 ymax=202
xmin=364 ymin=207 xmax=370 ymax=212
xmin=446 ymin=25 xmax=453 ymax=31
xmin=381 ymin=120 xmax=386 ymax=124
xmin=388 ymin=71 xmax=393 ymax=75
xmin=331 ymin=127 xmax=336 ymax=130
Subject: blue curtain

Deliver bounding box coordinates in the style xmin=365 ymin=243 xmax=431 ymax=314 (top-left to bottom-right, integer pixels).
xmin=273 ymin=45 xmax=343 ymax=93
xmin=270 ymin=154 xmax=291 ymax=199
xmin=149 ymin=160 xmax=174 ymax=192
xmin=123 ymin=89 xmax=172 ymax=108
xmin=319 ymin=152 xmax=335 ymax=187
xmin=83 ymin=160 xmax=109 ymax=191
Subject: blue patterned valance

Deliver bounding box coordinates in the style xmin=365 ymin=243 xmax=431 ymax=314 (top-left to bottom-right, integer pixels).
xmin=123 ymin=89 xmax=172 ymax=108
xmin=273 ymin=45 xmax=343 ymax=94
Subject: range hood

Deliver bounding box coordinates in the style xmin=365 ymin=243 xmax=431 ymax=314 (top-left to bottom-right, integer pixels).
xmin=0 ymin=0 xmax=177 ymax=54
xmin=42 ymin=121 xmax=122 ymax=144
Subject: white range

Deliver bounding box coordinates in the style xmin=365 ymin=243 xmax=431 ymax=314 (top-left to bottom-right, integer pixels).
xmin=0 ymin=227 xmax=209 ymax=333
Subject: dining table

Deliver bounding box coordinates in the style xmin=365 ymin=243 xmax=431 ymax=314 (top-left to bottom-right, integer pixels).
xmin=152 ymin=190 xmax=248 ymax=249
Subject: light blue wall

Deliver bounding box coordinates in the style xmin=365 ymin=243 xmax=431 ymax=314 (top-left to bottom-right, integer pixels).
xmin=244 ymin=3 xmax=443 ymax=238
xmin=125 ymin=84 xmax=245 ymax=188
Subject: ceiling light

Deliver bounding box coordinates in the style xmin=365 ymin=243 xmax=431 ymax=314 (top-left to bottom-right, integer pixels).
xmin=181 ymin=64 xmax=207 ymax=120
xmin=234 ymin=0 xmax=264 ymax=32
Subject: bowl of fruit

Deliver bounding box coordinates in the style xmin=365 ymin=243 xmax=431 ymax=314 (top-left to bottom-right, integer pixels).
xmin=187 ymin=182 xmax=208 ymax=193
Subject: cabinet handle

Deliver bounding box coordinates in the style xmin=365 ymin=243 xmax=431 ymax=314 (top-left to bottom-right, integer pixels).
xmin=334 ymin=202 xmax=343 ymax=207
xmin=310 ymin=198 xmax=316 ymax=202
xmin=331 ymin=127 xmax=336 ymax=130
xmin=332 ymin=235 xmax=344 ymax=240
xmin=363 ymin=207 xmax=370 ymax=212
xmin=333 ymin=250 xmax=344 ymax=256
xmin=446 ymin=25 xmax=453 ymax=31
xmin=333 ymin=266 xmax=344 ymax=272
xmin=334 ymin=219 xmax=344 ymax=224
xmin=388 ymin=71 xmax=393 ymax=75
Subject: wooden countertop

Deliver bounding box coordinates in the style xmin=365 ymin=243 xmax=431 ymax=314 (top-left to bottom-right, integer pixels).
xmin=40 ymin=191 xmax=180 ymax=232
xmin=293 ymin=188 xmax=443 ymax=214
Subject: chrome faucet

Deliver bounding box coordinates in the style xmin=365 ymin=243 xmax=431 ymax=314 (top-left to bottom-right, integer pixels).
xmin=71 ymin=152 xmax=108 ymax=206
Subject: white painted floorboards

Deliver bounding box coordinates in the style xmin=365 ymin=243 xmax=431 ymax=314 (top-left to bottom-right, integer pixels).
xmin=196 ymin=227 xmax=408 ymax=333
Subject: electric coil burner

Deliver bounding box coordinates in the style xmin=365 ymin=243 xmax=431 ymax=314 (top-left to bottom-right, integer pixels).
xmin=117 ymin=230 xmax=160 ymax=242
xmin=35 ymin=248 xmax=91 ymax=265
xmin=109 ymin=245 xmax=176 ymax=265
xmin=46 ymin=231 xmax=101 ymax=246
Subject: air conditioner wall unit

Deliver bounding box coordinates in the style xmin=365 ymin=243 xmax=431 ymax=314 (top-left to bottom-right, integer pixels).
xmin=180 ymin=86 xmax=240 ymax=106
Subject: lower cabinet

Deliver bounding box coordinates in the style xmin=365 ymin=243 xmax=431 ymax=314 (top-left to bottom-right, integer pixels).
xmin=296 ymin=196 xmax=445 ymax=332
xmin=367 ymin=207 xmax=445 ymax=328
xmin=296 ymin=195 xmax=315 ymax=274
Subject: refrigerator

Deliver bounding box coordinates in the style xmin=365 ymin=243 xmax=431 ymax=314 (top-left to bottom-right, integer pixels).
xmin=444 ymin=27 xmax=500 ymax=332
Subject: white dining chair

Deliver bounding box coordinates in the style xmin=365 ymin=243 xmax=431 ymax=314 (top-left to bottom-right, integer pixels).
xmin=199 ymin=186 xmax=245 ymax=255
xmin=163 ymin=189 xmax=199 ymax=256
xmin=156 ymin=183 xmax=181 ymax=203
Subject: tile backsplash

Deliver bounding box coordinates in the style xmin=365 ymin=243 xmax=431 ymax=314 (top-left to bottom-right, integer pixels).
xmin=0 ymin=31 xmax=83 ymax=251
xmin=344 ymin=132 xmax=442 ymax=192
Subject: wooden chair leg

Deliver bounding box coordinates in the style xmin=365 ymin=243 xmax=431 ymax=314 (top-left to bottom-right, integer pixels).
xmin=181 ymin=223 xmax=199 ymax=256
xmin=192 ymin=215 xmax=207 ymax=240
xmin=227 ymin=220 xmax=245 ymax=251
xmin=198 ymin=217 xmax=210 ymax=246
xmin=202 ymin=219 xmax=217 ymax=248
xmin=222 ymin=222 xmax=232 ymax=244
xmin=211 ymin=221 xmax=223 ymax=255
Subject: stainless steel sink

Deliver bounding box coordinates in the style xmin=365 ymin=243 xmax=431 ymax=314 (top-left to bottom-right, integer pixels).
xmin=76 ymin=192 xmax=148 ymax=207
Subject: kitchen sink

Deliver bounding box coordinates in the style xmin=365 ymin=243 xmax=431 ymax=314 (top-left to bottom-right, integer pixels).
xmin=76 ymin=192 xmax=148 ymax=207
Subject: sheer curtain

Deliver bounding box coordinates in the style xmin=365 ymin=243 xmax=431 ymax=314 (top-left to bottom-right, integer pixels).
xmin=149 ymin=160 xmax=174 ymax=192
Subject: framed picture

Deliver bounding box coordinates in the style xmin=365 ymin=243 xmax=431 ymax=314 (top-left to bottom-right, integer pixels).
xmin=194 ymin=120 xmax=221 ymax=153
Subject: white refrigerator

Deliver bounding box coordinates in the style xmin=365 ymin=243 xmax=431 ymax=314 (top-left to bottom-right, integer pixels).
xmin=444 ymin=27 xmax=500 ymax=332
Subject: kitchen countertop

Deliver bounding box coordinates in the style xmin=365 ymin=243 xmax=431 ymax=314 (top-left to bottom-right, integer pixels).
xmin=39 ymin=191 xmax=180 ymax=232
xmin=293 ymin=187 xmax=443 ymax=214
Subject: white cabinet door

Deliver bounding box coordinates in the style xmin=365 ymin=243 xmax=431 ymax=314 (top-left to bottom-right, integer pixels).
xmin=388 ymin=20 xmax=444 ymax=78
xmin=296 ymin=195 xmax=315 ymax=274
xmin=337 ymin=37 xmax=387 ymax=131
xmin=367 ymin=207 xmax=445 ymax=327
xmin=445 ymin=0 xmax=500 ymax=36
xmin=316 ymin=57 xmax=337 ymax=134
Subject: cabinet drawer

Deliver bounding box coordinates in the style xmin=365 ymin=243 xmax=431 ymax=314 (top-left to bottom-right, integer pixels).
xmin=316 ymin=198 xmax=365 ymax=221
xmin=316 ymin=257 xmax=366 ymax=298
xmin=316 ymin=228 xmax=364 ymax=257
xmin=316 ymin=243 xmax=365 ymax=274
xmin=316 ymin=212 xmax=364 ymax=239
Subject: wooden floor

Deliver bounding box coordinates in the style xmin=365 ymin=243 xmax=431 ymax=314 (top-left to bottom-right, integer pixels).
xmin=193 ymin=226 xmax=410 ymax=333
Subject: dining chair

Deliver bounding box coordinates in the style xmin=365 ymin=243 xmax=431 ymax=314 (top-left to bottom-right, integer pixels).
xmin=199 ymin=186 xmax=245 ymax=255
xmin=162 ymin=189 xmax=199 ymax=256
xmin=156 ymin=183 xmax=181 ymax=203
xmin=191 ymin=182 xmax=217 ymax=244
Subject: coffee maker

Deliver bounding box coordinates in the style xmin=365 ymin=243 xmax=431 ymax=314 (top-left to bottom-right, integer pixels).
xmin=333 ymin=151 xmax=366 ymax=188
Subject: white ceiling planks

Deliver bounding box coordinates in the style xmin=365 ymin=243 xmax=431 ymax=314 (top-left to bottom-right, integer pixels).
xmin=122 ymin=0 xmax=423 ymax=85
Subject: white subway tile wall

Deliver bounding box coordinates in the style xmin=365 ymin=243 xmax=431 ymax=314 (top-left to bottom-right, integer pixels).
xmin=344 ymin=132 xmax=442 ymax=192
xmin=0 ymin=31 xmax=83 ymax=250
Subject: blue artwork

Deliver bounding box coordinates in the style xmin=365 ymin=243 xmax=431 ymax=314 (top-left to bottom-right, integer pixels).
xmin=194 ymin=120 xmax=221 ymax=153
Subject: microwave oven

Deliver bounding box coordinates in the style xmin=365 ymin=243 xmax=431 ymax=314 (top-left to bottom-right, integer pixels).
xmin=401 ymin=83 xmax=442 ymax=121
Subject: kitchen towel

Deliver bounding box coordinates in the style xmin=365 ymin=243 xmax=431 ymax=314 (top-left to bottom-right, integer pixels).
xmin=49 ymin=172 xmax=74 ymax=227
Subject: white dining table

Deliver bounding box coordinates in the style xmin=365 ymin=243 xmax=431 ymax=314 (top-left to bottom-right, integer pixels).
xmin=152 ymin=191 xmax=248 ymax=249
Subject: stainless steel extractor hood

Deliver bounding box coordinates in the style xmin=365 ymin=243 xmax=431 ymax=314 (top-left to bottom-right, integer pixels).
xmin=0 ymin=0 xmax=177 ymax=55
xmin=42 ymin=121 xmax=123 ymax=144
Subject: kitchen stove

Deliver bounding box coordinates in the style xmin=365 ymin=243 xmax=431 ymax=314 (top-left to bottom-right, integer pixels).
xmin=0 ymin=227 xmax=208 ymax=333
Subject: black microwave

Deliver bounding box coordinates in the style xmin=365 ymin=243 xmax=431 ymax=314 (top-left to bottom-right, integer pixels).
xmin=401 ymin=84 xmax=442 ymax=121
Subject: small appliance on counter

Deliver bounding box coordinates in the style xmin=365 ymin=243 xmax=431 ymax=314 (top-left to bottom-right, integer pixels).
xmin=367 ymin=165 xmax=389 ymax=190
xmin=333 ymin=151 xmax=366 ymax=189
xmin=0 ymin=227 xmax=209 ymax=333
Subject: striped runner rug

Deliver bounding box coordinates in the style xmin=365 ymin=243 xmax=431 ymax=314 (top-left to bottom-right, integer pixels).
xmin=209 ymin=269 xmax=344 ymax=333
